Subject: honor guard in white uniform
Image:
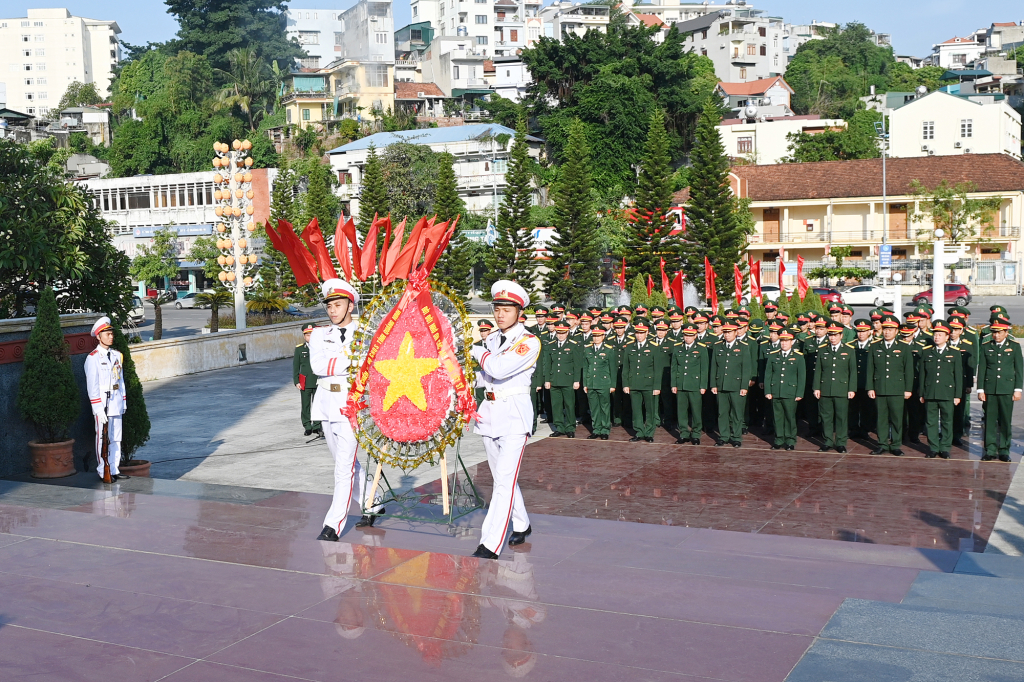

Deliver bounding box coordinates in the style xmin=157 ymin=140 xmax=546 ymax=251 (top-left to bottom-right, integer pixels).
xmin=84 ymin=317 xmax=127 ymax=481
xmin=310 ymin=279 xmax=380 ymax=541
xmin=469 ymin=281 xmax=542 ymax=559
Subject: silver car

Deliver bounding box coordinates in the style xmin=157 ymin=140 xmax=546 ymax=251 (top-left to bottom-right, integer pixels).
xmin=174 ymin=292 xmax=200 ymax=309
xmin=840 ymin=285 xmax=895 ymax=307
xmin=130 ymin=296 xmax=145 ymax=323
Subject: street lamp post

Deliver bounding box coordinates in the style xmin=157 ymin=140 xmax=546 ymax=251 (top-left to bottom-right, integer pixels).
xmin=933 ymin=229 xmax=947 ymax=321
xmin=212 ymin=139 xmax=258 ymax=330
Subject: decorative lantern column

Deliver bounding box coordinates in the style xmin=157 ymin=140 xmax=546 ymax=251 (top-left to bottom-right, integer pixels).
xmin=212 ymin=139 xmax=258 ymax=330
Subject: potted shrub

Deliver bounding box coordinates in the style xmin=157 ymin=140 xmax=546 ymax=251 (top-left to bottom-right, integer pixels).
xmin=111 ymin=325 xmax=152 ymax=476
xmin=17 ymin=287 xmax=79 ymax=478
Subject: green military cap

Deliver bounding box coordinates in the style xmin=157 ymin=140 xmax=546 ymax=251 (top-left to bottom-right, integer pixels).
xmin=478 ymin=319 xmax=494 ymax=329
xmin=635 ymin=303 xmax=649 ymax=315
xmin=580 ymin=312 xmax=594 ymax=322
xmin=612 ymin=316 xmax=629 ymax=328
xmin=550 ymin=303 xmax=566 ymax=314
xmin=587 ymin=305 xmax=603 ymax=315
xmin=710 ymin=315 xmax=725 ymax=326
xmin=654 ymin=319 xmax=669 ymax=330
xmin=533 ymin=306 xmax=549 ymax=315
xmin=619 ymin=305 xmax=633 ymax=314
xmin=681 ymin=322 xmax=698 ymax=334
xmin=683 ymin=305 xmax=699 ymax=315
xmin=990 ymin=304 xmax=1007 ymax=314
xmin=748 ymin=318 xmax=764 ymax=332
xmin=737 ymin=306 xmax=751 ymax=317
xmin=669 ymin=309 xmax=686 ymax=321
xmin=650 ymin=305 xmax=666 ymax=317
xmin=565 ymin=309 xmax=580 ymax=320
xmin=724 ymin=309 xmax=739 ymax=319
xmin=592 ymin=325 xmax=607 ymax=335
xmin=633 ymin=317 xmax=651 ymax=332
xmin=932 ymin=320 xmax=951 ymax=334
xmin=949 ymin=306 xmax=970 ymax=317
xmin=854 ymin=318 xmax=871 ymax=331
xmin=553 ymin=319 xmax=570 ymax=331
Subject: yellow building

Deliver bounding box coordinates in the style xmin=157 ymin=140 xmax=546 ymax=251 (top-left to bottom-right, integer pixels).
xmin=325 ymin=60 xmax=396 ymax=120
xmin=281 ymin=73 xmax=333 ymax=129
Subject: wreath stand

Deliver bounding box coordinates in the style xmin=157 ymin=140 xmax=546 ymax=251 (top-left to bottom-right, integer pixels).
xmin=361 ymin=437 xmax=484 ymax=530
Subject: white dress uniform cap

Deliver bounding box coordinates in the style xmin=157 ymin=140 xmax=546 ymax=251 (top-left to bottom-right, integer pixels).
xmin=490 ymin=280 xmax=529 ymax=308
xmin=90 ymin=316 xmax=113 ymax=337
xmin=321 ymin=278 xmax=357 ymax=302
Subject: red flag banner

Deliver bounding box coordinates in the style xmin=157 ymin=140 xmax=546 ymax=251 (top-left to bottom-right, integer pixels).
xmin=750 ymin=259 xmax=762 ymax=302
xmin=360 ymin=218 xmax=380 ymax=281
xmin=778 ymin=257 xmax=786 ymax=289
xmin=276 ymin=220 xmax=319 ymax=287
xmin=646 ymin=274 xmax=654 ymax=297
xmin=660 ymin=258 xmax=670 ymax=297
xmin=705 ymin=257 xmax=718 ymax=312
xmin=619 ymin=258 xmax=626 ymax=290
xmin=671 ymin=271 xmax=684 ymax=304
xmin=334 ymin=216 xmax=353 ymax=281
xmin=797 ymin=255 xmax=809 ymax=300
xmin=301 ymin=218 xmax=339 ymax=281
xmin=733 ymin=263 xmax=743 ymax=303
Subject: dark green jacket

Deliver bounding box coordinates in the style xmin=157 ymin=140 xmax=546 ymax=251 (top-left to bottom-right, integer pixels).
xmin=764 ymin=349 xmax=805 ymax=399
xmin=949 ymin=338 xmax=976 ymax=390
xmin=622 ymin=341 xmax=667 ymax=391
xmin=977 ymin=339 xmax=1024 ymax=395
xmin=917 ymin=344 xmax=964 ymax=400
xmin=582 ymin=342 xmax=618 ymax=390
xmin=292 ymin=343 xmax=313 ymax=388
xmin=711 ymin=339 xmax=753 ymax=392
xmin=851 ymin=339 xmax=873 ymax=391
xmin=671 ymin=341 xmax=709 ymax=392
xmin=866 ymin=339 xmax=915 ymax=395
xmin=813 ymin=341 xmax=858 ymax=396
xmin=540 ymin=338 xmax=583 ymax=387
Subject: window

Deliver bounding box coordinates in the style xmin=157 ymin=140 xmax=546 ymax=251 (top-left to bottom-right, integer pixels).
xmin=375 ymin=32 xmax=388 ymax=43
xmin=33 ymin=21 xmax=43 ymax=26
xmin=960 ymin=119 xmax=973 ymax=138
xmin=302 ymin=108 xmax=311 ymax=121
xmin=287 ymin=109 xmax=292 ymax=123
xmin=22 ymin=49 xmax=31 ymax=57
xmin=701 ymin=48 xmax=707 ymax=56
xmin=510 ymin=29 xmax=518 ymax=41
xmin=127 ymin=191 xmax=150 ymax=209
xmin=36 ymin=62 xmax=45 ymax=70
xmin=922 ymin=121 xmax=934 ymax=139
xmin=759 ymin=44 xmax=766 ymax=56
xmin=773 ymin=55 xmax=778 ymax=66
xmin=21 ymin=21 xmax=30 ymax=26
xmin=413 ymin=5 xmax=418 ymax=15
xmin=747 ymin=43 xmax=756 ymax=56
xmin=24 ymin=64 xmax=32 ymax=71
xmin=38 ymin=91 xmax=46 ymax=99
xmin=758 ymin=27 xmax=766 ymax=37
xmin=25 ymin=92 xmax=34 ymax=100
xmin=305 ymin=12 xmax=310 ymax=19
xmin=475 ymin=15 xmax=488 ymax=24
xmin=335 ymin=32 xmax=343 ymax=45
xmin=36 ymin=77 xmax=45 ymax=85
xmin=366 ymin=64 xmax=388 ymax=87
xmin=24 ymin=78 xmax=33 ymax=85
xmin=300 ymin=57 xmax=320 ymax=68
xmin=298 ymin=30 xmax=320 ymax=45
xmin=701 ymin=29 xmax=707 ymax=39
xmin=453 ymin=65 xmax=460 ymax=80
xmin=477 ymin=35 xmax=488 ymax=44
xmin=26 ymin=107 xmax=35 ymax=115
xmin=411 ymin=28 xmax=422 ymax=40
xmin=739 ymin=67 xmax=747 ymax=79
xmin=21 ymin=34 xmax=30 ymax=42
xmin=35 ymin=48 xmax=45 ymax=56
xmin=737 ymin=137 xmax=753 ymax=153
xmin=111 ymin=50 xmax=116 ymax=58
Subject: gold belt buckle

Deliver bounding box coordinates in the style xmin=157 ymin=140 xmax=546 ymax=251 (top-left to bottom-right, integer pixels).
xmin=330 ymin=384 xmax=342 ymax=392
xmin=112 ymin=383 xmax=119 ymax=390
xmin=485 ymin=391 xmax=496 ymax=401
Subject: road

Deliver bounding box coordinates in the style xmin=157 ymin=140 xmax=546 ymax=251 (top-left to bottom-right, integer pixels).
xmin=131 ymin=302 xmax=325 ymax=340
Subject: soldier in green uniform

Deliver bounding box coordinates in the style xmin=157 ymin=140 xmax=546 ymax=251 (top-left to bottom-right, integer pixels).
xmin=947 ymin=316 xmax=976 ymax=446
xmin=528 ymin=306 xmax=548 ymax=335
xmin=651 ymin=319 xmax=676 ymax=428
xmin=976 ymin=316 xmax=1023 ymax=461
xmin=801 ymin=318 xmax=827 ymax=437
xmin=764 ymin=329 xmax=805 ymax=450
xmin=711 ymin=321 xmax=752 ymax=447
xmin=901 ymin=320 xmax=928 ymax=443
xmin=917 ymin=320 xmax=963 ymax=459
xmin=867 ymin=316 xmax=915 ymax=456
xmin=671 ymin=323 xmax=708 ymax=444
xmin=849 ymin=319 xmax=876 ymax=440
xmin=540 ymin=319 xmax=582 ymax=438
xmin=473 ymin=319 xmax=494 ymax=405
xmin=813 ymin=322 xmax=858 ymax=452
xmin=840 ymin=307 xmax=856 ymax=343
xmin=758 ymin=321 xmax=783 ymax=437
xmin=610 ymin=316 xmax=633 ymax=426
xmin=622 ymin=318 xmax=664 ymax=442
xmin=583 ymin=326 xmax=616 ymax=440
xmin=292 ymin=323 xmax=322 ymax=436
xmin=668 ymin=309 xmax=686 ymax=341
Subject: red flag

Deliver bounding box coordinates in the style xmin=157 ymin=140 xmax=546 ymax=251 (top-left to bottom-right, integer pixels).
xmin=733 ymin=263 xmax=743 ymax=303
xmin=619 ymin=258 xmax=626 ymax=290
xmin=276 ymin=220 xmax=319 ymax=287
xmin=671 ymin=271 xmax=684 ymax=304
xmin=263 ymin=220 xmax=286 ymax=253
xmin=300 ymin=218 xmax=339 ymax=281
xmin=387 ymin=216 xmax=428 ymax=283
xmin=341 ymin=218 xmax=361 ymax=280
xmin=564 ymin=264 xmax=571 ymax=280
xmin=377 ymin=216 xmax=393 ymax=276
xmin=750 ymin=259 xmax=762 ymax=302
xmin=797 ymin=255 xmax=809 ymax=300
xmin=421 ymin=215 xmax=459 ymax=275
xmin=383 ymin=217 xmax=407 ymax=282
xmin=660 ymin=258 xmax=670 ymax=297
xmin=333 ymin=216 xmax=352 ymax=281
xmin=778 ymin=257 xmax=786 ymax=288
xmin=359 ymin=218 xmax=380 ymax=281
xmin=705 ymin=257 xmax=718 ymax=312
xmin=646 ymin=274 xmax=654 ymax=297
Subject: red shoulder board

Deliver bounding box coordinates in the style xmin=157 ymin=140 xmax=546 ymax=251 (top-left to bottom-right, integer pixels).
xmin=515 ymin=343 xmax=531 ymax=356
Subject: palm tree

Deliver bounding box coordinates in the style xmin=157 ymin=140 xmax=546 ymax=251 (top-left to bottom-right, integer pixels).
xmin=214 ymin=46 xmax=275 ymax=131
xmin=195 ymin=289 xmax=234 ymax=333
xmin=245 ymin=290 xmax=287 ymax=325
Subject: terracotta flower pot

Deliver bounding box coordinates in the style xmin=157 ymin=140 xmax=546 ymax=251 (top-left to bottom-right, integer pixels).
xmin=28 ymin=439 xmax=76 ymax=479
xmin=119 ymin=460 xmax=151 ymax=478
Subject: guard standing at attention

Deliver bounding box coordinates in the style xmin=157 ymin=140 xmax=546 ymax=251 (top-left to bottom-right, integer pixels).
xmin=622 ymin=318 xmax=662 ymax=443
xmin=947 ymin=316 xmax=976 ymax=446
xmin=711 ymin=321 xmax=752 ymax=447
xmin=813 ymin=322 xmax=858 ymax=453
xmin=849 ymin=319 xmax=876 ymax=440
xmin=917 ymin=321 xmax=963 ymax=459
xmin=671 ymin=323 xmax=708 ymax=445
xmin=976 ymin=316 xmax=1023 ymax=462
xmin=85 ymin=317 xmax=127 ymax=481
xmin=764 ymin=329 xmax=804 ymax=450
xmin=470 ymin=281 xmax=542 ymax=559
xmin=293 ymin=323 xmax=322 ymax=437
xmin=473 ymin=319 xmax=494 ymax=405
xmin=582 ymin=326 xmax=616 ymax=440
xmin=541 ymin=319 xmax=582 ymax=438
xmin=867 ymin=316 xmax=915 ymax=457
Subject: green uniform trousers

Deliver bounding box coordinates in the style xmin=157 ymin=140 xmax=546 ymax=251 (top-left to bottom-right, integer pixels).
xmin=717 ymin=391 xmax=745 ymax=443
xmin=613 ymin=383 xmax=632 ymax=426
xmin=300 ymin=389 xmax=320 ymax=432
xmin=849 ymin=390 xmax=875 ymax=438
xmin=876 ymin=395 xmax=905 ymax=451
xmin=772 ymin=399 xmax=798 ymax=447
xmin=953 ymin=393 xmax=969 ymax=444
xmin=550 ymin=386 xmax=576 ymax=436
xmin=630 ymin=390 xmax=657 ymax=439
xmin=983 ymin=394 xmax=1014 ymax=457
xmin=925 ymin=399 xmax=955 ymax=453
xmin=676 ymin=390 xmax=703 ymax=438
xmin=819 ymin=396 xmax=849 ymax=448
xmin=588 ymin=389 xmax=612 ymax=436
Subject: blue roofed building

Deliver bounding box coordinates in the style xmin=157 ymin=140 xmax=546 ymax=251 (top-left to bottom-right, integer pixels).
xmin=327 ymin=123 xmax=544 ymax=216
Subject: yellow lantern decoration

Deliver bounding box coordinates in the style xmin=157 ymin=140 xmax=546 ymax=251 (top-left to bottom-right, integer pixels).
xmin=235 ymin=189 xmax=243 ymax=199
xmin=245 ymin=205 xmax=255 ymax=215
xmin=214 ymin=206 xmax=224 ymax=217
xmin=243 ymin=172 xmax=253 ymax=183
xmin=213 ymin=173 xmax=223 ymax=184
xmin=216 ymin=224 xmax=226 ymax=233
xmin=244 ymin=157 xmax=254 ymax=167
xmin=232 ymin=139 xmax=242 ymax=151
xmin=212 ymin=142 xmax=220 ymax=152
xmin=226 ymin=272 xmax=236 ymax=282
xmin=248 ymin=254 xmax=258 ymax=265
xmin=243 ymin=276 xmax=253 ymax=286
xmin=212 ymin=158 xmax=220 ymax=168
xmin=238 ymin=238 xmax=247 ymax=248
xmin=218 ymin=271 xmax=228 ymax=282
xmin=217 ymin=255 xmax=226 ymax=266
xmin=233 ymin=207 xmax=242 ymax=217
xmin=226 ymin=256 xmax=235 ymax=266
xmin=246 ymin=221 xmax=256 ymax=232
xmin=241 ymin=139 xmax=252 ymax=150
xmin=234 ymin=173 xmax=243 ymax=183
xmin=246 ymin=190 xmax=254 ymax=200
xmin=213 ymin=190 xmax=222 ymax=201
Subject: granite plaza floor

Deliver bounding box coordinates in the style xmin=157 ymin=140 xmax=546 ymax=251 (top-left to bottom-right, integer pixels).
xmin=2 ymin=357 xmax=1024 ymax=680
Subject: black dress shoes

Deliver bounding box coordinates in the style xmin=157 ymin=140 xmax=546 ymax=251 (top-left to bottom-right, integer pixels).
xmin=891 ymin=449 xmax=904 ymax=457
xmin=355 ymin=508 xmax=386 ymax=528
xmin=645 ymin=437 xmax=654 ymax=443
xmin=870 ymin=448 xmax=887 ymax=455
xmin=715 ymin=440 xmax=726 ymax=447
xmin=999 ymin=454 xmax=1011 ymax=462
xmin=938 ymin=452 xmax=950 ymax=459
xmin=981 ymin=454 xmax=996 ymax=461
xmin=566 ymin=432 xmax=575 ymax=438
xmin=692 ymin=438 xmax=700 ymax=446
xmin=316 ymin=526 xmax=339 ymax=542
xmin=629 ymin=436 xmax=642 ymax=442
xmin=508 ymin=526 xmax=532 ymax=546
xmin=304 ymin=429 xmax=313 ymax=436
xmin=731 ymin=441 xmax=741 ymax=448
xmin=925 ymin=451 xmax=937 ymax=458
xmin=785 ymin=445 xmax=795 ymax=450
xmin=550 ymin=431 xmax=563 ymax=438
xmin=600 ymin=434 xmax=609 ymax=440
xmin=587 ymin=434 xmax=600 ymax=440
xmin=835 ymin=446 xmax=847 ymax=453
xmin=771 ymin=444 xmax=781 ymax=450
xmin=952 ymin=439 xmax=964 ymax=447
xmin=675 ymin=437 xmax=688 ymax=444
xmin=472 ymin=544 xmax=499 ymax=559
xmin=818 ymin=446 xmax=831 ymax=452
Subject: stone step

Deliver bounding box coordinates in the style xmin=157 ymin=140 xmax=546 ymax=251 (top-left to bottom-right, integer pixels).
xmin=902 ymin=570 xmax=1024 ymax=620
xmin=954 ymin=551 xmax=1024 ymax=580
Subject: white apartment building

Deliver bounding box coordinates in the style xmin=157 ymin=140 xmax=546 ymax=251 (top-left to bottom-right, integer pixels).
xmin=539 ymin=2 xmax=610 ymax=39
xmin=420 ymin=36 xmax=490 ymax=97
xmin=327 ymin=123 xmax=543 ymax=216
xmin=889 ymin=90 xmax=1022 ymax=160
xmin=492 ymin=55 xmax=529 ymax=101
xmin=0 ymin=8 xmax=120 ymax=118
xmin=674 ymin=8 xmax=790 ymax=82
xmin=286 ymin=8 xmax=342 ymax=70
xmin=928 ymin=36 xmax=986 ymax=70
xmin=718 ymin=115 xmax=846 ymax=164
xmin=414 ymin=0 xmax=496 ymax=53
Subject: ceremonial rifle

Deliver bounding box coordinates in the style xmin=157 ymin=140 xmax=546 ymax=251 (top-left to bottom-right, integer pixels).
xmin=101 ymin=419 xmax=112 ymax=484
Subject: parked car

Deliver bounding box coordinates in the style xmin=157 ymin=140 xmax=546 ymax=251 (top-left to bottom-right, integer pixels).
xmin=910 ymin=284 xmax=972 ymax=307
xmin=130 ymin=296 xmax=145 ymax=323
xmin=840 ymin=285 xmax=895 ymax=307
xmin=174 ymin=292 xmax=200 ymax=309
xmin=282 ymin=304 xmax=305 ymax=316
xmin=812 ymin=287 xmax=844 ymax=305
xmin=758 ymin=285 xmax=786 ymax=302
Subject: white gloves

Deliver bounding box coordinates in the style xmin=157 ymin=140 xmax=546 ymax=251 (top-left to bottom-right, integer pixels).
xmin=471 ymin=345 xmax=485 ymax=362
xmin=95 ymin=411 xmax=108 ymax=426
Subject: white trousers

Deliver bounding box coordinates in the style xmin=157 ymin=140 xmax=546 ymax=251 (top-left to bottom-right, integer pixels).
xmin=480 ymin=434 xmax=530 ymax=555
xmin=94 ymin=415 xmax=122 ymax=478
xmin=323 ymin=419 xmax=364 ymax=535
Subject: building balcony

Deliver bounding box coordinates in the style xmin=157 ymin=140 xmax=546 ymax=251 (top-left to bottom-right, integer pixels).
xmin=395 ymin=59 xmax=421 ymax=67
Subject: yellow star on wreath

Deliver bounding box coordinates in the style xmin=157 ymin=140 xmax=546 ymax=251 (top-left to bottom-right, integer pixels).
xmin=375 ymin=331 xmax=439 ymax=412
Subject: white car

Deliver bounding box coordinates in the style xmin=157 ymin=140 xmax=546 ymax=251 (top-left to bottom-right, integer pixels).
xmin=840 ymin=285 xmax=895 ymax=307
xmin=130 ymin=296 xmax=145 ymax=323
xmin=759 ymin=285 xmax=783 ymax=302
xmin=174 ymin=292 xmax=200 ymax=309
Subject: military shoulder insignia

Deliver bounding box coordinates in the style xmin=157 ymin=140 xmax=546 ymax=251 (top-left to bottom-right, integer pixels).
xmin=514 ymin=343 xmax=531 ymax=356
xmin=794 ymin=350 xmax=804 ymax=355
xmin=922 ymin=345 xmax=934 ymax=350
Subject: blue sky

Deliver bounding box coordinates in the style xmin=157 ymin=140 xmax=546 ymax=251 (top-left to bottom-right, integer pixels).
xmin=18 ymin=0 xmax=1023 ymax=57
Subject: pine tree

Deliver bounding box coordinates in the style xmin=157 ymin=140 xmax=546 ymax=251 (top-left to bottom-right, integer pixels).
xmin=544 ymin=119 xmax=601 ymax=307
xmin=358 ymin=144 xmax=388 ymax=237
xmin=257 ymin=163 xmax=297 ymax=294
xmin=624 ymin=108 xmax=677 ymax=284
xmin=302 ymin=160 xmax=339 ymax=237
xmin=431 ymin=152 xmax=473 ymax=298
xmin=483 ymin=115 xmax=536 ymax=295
xmin=16 ymin=287 xmax=79 ymax=442
xmin=681 ymin=100 xmax=747 ymax=299
xmin=630 ymin=274 xmax=650 ymax=310
xmin=111 ymin=326 xmax=150 ymax=460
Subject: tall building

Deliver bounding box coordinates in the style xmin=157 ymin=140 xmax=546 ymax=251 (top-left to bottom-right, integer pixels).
xmin=0 ymin=8 xmax=120 ymax=117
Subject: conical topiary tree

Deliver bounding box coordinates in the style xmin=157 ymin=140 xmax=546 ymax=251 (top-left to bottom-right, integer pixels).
xmin=111 ymin=325 xmax=150 ymax=461
xmin=17 ymin=287 xmax=79 ymax=443
xmin=630 ymin=274 xmax=650 ymax=310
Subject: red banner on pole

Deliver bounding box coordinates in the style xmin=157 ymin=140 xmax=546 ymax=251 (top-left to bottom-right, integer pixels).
xmin=797 ymin=255 xmax=809 ymax=300
xmin=778 ymin=257 xmax=786 ymax=289
xmin=660 ymin=258 xmax=670 ymax=297
xmin=705 ymin=257 xmax=718 ymax=312
xmin=750 ymin=259 xmax=762 ymax=302
xmin=671 ymin=271 xmax=684 ymax=304
xmin=619 ymin=258 xmax=626 ymax=290
xmin=646 ymin=274 xmax=654 ymax=297
xmin=733 ymin=263 xmax=743 ymax=304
